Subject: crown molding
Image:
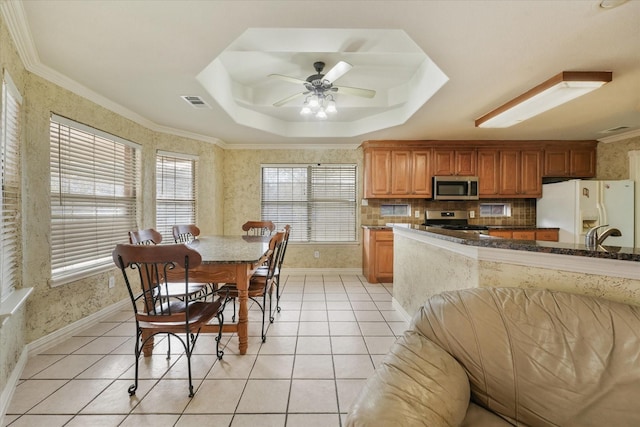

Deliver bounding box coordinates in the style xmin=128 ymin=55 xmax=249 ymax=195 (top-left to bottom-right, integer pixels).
xmin=598 ymin=128 xmax=640 ymax=143
xmin=0 ymin=0 xmax=229 ymax=148
xmin=224 ymin=143 xmax=362 ymax=150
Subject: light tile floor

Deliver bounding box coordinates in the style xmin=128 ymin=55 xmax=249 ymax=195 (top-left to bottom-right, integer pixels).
xmin=4 ymin=274 xmax=408 ymax=427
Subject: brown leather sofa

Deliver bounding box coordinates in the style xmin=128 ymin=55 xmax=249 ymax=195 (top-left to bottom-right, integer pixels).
xmin=346 ymin=287 xmax=640 ymax=426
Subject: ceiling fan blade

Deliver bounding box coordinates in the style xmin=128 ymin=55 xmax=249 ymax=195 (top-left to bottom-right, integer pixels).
xmin=269 ymin=74 xmax=308 ymax=85
xmin=334 ymin=85 xmax=376 ymax=98
xmin=323 ymin=61 xmax=352 ymax=83
xmin=273 ymin=92 xmax=305 ymax=107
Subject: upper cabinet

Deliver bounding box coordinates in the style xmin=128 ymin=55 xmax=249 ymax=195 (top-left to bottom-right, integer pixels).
xmin=477 ymin=149 xmax=500 ymax=197
xmin=433 ymin=149 xmax=476 ymax=176
xmin=543 ymin=141 xmax=597 ymax=178
xmin=363 ymin=146 xmax=432 ymax=198
xmin=498 ymin=149 xmax=542 ymax=197
xmin=362 ymin=140 xmax=596 ymax=199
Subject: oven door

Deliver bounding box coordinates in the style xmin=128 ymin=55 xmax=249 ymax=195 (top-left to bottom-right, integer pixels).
xmin=433 ymin=176 xmax=479 ymax=200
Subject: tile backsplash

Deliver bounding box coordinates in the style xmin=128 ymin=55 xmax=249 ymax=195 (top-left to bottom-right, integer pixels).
xmin=361 ymin=198 xmax=536 ymax=227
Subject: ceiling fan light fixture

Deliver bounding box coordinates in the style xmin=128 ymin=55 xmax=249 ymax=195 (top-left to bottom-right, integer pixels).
xmin=316 ymin=109 xmax=328 ymax=120
xmin=300 ymin=105 xmax=312 ymax=116
xmin=475 ymin=71 xmax=612 ymax=128
xmin=326 ymin=99 xmax=337 ymax=114
xmin=309 ymin=96 xmax=320 ymax=108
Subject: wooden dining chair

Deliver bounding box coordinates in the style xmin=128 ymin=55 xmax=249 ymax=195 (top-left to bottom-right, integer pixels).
xmin=129 ymin=228 xmax=206 ymax=298
xmin=220 ymin=231 xmax=286 ymax=342
xmin=252 ymin=224 xmax=290 ymax=314
xmin=242 ymin=220 xmax=276 ymax=236
xmin=173 ymin=224 xmax=201 ymax=243
xmin=128 ymin=228 xmax=163 ymax=245
xmin=112 ymin=243 xmax=228 ymax=397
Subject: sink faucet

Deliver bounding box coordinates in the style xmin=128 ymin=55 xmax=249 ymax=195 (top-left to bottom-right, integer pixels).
xmin=585 ymin=225 xmax=622 ymax=248
xmin=597 ymin=227 xmax=622 ymax=245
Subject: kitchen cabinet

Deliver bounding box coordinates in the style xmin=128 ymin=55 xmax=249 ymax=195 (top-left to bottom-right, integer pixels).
xmin=512 ymin=230 xmax=536 ymax=240
xmin=499 ymin=149 xmax=542 ymax=197
xmin=364 ymin=147 xmax=432 ymax=198
xmin=361 ymin=140 xmax=595 ymax=200
xmin=364 ymin=149 xmax=392 ymax=197
xmin=535 ymin=229 xmax=559 ymax=241
xmin=488 ymin=228 xmax=558 ymax=242
xmin=477 ymin=149 xmax=500 ymax=196
xmin=433 ymin=149 xmax=476 ymax=176
xmin=363 ymin=228 xmax=394 ymax=283
xmin=544 ymin=146 xmax=596 ymax=178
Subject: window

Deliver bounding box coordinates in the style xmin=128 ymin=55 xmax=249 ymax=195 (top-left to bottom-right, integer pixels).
xmin=50 ymin=115 xmax=140 ymax=285
xmin=261 ymin=164 xmax=357 ymax=243
xmin=156 ymin=151 xmax=197 ymax=241
xmin=0 ymin=72 xmax=21 ymax=301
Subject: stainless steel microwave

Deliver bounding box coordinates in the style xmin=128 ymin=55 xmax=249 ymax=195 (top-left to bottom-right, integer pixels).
xmin=433 ymin=176 xmax=479 ymax=200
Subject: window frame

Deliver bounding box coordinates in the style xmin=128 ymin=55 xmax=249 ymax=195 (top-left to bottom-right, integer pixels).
xmin=49 ymin=114 xmax=141 ymax=286
xmin=0 ymin=71 xmax=22 ymax=302
xmin=261 ymin=163 xmax=357 ymax=244
xmin=155 ymin=150 xmax=198 ymax=242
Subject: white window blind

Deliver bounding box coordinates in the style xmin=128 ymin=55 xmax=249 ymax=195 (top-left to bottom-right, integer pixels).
xmin=156 ymin=151 xmax=197 ymax=241
xmin=0 ymin=72 xmax=21 ymax=301
xmin=50 ymin=115 xmax=141 ymax=285
xmin=261 ymin=164 xmax=357 ymax=243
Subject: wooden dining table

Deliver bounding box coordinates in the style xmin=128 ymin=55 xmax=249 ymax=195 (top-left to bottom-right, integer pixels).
xmin=185 ymin=235 xmax=270 ymax=355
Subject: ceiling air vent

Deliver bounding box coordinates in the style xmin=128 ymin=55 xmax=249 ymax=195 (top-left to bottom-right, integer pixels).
xmin=599 ymin=125 xmax=630 ymax=133
xmin=181 ymin=95 xmax=211 ymax=109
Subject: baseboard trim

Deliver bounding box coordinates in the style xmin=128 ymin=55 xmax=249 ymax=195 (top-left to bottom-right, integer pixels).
xmin=27 ymin=299 xmax=129 ymax=357
xmin=281 ymin=268 xmax=362 ymax=276
xmin=0 ymin=347 xmax=28 ymax=426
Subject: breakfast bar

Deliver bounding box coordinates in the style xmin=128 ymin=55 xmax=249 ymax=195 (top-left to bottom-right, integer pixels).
xmin=392 ymin=225 xmax=640 ymax=318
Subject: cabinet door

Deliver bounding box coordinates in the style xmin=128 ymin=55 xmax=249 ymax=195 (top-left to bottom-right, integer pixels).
xmin=571 ymin=149 xmax=596 ymax=177
xmin=499 ymin=150 xmax=542 ymax=197
xmin=433 ymin=149 xmax=455 ymax=175
xmin=512 ymin=230 xmax=536 ymax=240
xmin=544 ymin=149 xmax=570 ymax=176
xmin=520 ymin=150 xmax=542 ymax=196
xmin=489 ymin=230 xmax=513 ymax=239
xmin=411 ymin=150 xmax=432 ymax=196
xmin=456 ymin=150 xmax=477 ymax=176
xmin=375 ymin=240 xmax=394 ymax=280
xmin=536 ymin=230 xmax=559 ymax=242
xmin=477 ymin=149 xmax=500 ymax=197
xmin=366 ymin=150 xmax=391 ymax=197
xmin=499 ymin=150 xmax=520 ymax=196
xmin=390 ymin=150 xmax=412 ymax=195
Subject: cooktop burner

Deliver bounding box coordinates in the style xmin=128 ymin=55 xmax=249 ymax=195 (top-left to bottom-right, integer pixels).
xmin=438 ymin=224 xmax=489 ymax=231
xmin=422 ymin=210 xmax=488 ymax=231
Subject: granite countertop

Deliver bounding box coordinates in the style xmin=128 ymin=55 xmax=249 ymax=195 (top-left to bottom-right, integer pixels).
xmin=403 ymin=225 xmax=640 ymax=262
xmin=487 ymin=226 xmax=559 ymax=230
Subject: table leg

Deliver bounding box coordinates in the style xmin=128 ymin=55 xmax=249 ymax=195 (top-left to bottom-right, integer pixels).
xmin=236 ymin=264 xmax=249 ymax=355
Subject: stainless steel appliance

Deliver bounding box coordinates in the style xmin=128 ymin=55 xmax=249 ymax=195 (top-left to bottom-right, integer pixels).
xmin=433 ymin=176 xmax=479 ymax=200
xmin=423 ymin=210 xmax=488 ymax=232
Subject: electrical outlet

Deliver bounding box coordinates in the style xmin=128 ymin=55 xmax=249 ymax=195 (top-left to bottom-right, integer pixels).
xmin=469 ymin=210 xmax=475 ymax=218
xmin=414 ymin=210 xmax=420 ymax=218
xmin=361 ymin=199 xmax=369 ymax=206
xmin=313 ymin=250 xmax=320 ymax=258
xmin=108 ymin=276 xmax=115 ymax=288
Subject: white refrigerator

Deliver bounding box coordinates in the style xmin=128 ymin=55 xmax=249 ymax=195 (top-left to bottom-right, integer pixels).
xmin=536 ymin=179 xmax=635 ymax=247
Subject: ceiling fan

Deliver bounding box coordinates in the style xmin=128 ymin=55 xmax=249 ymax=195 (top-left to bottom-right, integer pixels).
xmin=269 ymin=61 xmax=376 ymax=108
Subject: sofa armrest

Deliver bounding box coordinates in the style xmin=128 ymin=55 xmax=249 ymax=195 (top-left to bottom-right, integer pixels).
xmin=346 ymin=330 xmax=470 ymax=427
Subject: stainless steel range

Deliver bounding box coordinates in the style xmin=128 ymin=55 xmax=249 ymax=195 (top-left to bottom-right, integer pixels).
xmin=423 ymin=210 xmax=489 ymax=233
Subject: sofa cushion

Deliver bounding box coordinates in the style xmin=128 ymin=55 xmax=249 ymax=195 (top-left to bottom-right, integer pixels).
xmin=412 ymin=287 xmax=640 ymax=426
xmin=346 ymin=330 xmax=470 ymax=427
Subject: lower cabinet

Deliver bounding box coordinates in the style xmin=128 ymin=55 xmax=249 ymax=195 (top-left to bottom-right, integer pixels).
xmin=488 ymin=229 xmax=559 ymax=242
xmin=363 ymin=228 xmax=394 ymax=283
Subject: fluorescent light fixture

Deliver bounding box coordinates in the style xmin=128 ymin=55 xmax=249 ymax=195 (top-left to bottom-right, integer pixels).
xmin=475 ymin=71 xmax=612 ymax=128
